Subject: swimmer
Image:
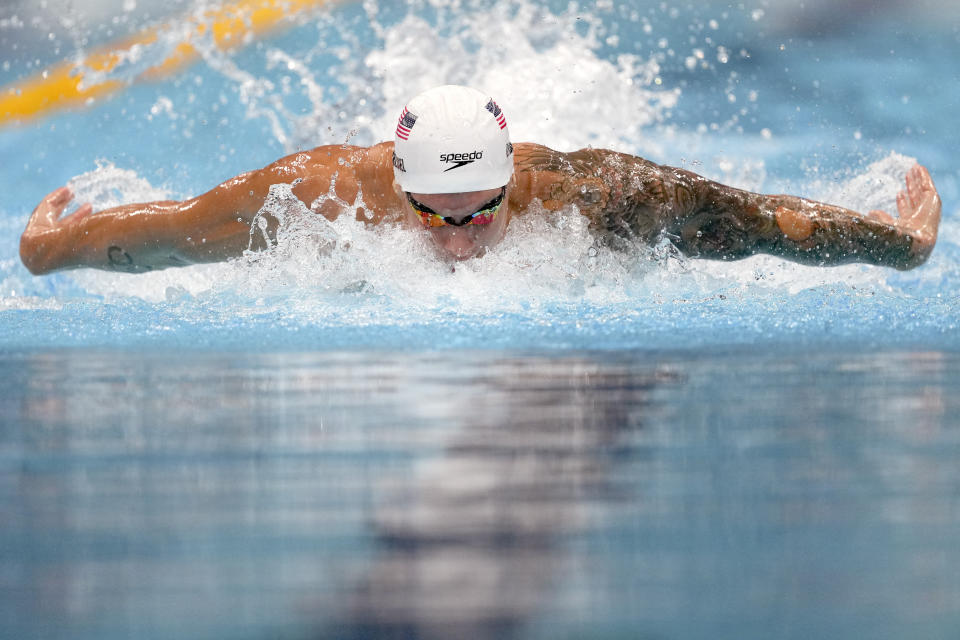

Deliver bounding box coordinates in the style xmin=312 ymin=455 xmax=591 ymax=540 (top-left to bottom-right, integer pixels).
xmin=20 ymin=84 xmax=941 ymax=274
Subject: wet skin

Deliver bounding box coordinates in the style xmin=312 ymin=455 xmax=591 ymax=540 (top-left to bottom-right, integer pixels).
xmin=404 ymin=186 xmax=511 ymax=261
xmin=20 ymin=141 xmax=941 ymax=274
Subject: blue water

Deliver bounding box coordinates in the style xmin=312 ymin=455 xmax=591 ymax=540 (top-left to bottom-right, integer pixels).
xmin=0 ymin=0 xmax=958 ymax=351
xmin=4 ymin=348 xmax=960 ymax=639
xmin=2 ymin=1 xmax=960 ymax=638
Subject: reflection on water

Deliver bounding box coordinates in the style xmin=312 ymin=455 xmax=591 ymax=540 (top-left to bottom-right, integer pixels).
xmin=2 ymin=349 xmax=959 ymax=639
xmin=345 ymin=357 xmax=675 ymax=639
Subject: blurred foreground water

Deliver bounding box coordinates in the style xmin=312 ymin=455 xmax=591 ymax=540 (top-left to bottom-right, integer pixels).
xmin=3 ymin=348 xmax=960 ymax=639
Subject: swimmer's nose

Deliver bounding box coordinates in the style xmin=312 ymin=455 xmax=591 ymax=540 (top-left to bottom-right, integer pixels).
xmin=434 ymin=228 xmax=483 ymax=260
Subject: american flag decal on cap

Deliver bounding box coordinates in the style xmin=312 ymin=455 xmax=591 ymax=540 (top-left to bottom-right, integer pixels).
xmin=396 ymin=107 xmax=417 ymax=140
xmin=485 ymin=99 xmax=507 ymax=130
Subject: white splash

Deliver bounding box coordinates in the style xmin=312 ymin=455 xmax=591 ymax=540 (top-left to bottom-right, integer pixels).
xmin=67 ymin=161 xmax=170 ymax=210
xmin=49 ymin=0 xmax=947 ymax=315
xmin=365 ymin=2 xmax=679 ymax=156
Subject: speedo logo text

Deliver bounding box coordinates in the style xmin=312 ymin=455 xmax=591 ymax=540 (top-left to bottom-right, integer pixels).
xmin=440 ymin=150 xmax=483 ymax=171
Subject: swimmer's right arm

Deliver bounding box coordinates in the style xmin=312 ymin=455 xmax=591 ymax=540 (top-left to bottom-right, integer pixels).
xmin=19 ymin=144 xmax=391 ymax=275
xmin=19 ymin=184 xmax=247 ymax=274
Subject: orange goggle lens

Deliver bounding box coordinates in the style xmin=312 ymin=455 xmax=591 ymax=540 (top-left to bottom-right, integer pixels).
xmin=408 ymin=187 xmax=505 ymax=228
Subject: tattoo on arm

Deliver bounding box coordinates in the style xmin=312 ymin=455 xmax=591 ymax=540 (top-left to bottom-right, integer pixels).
xmin=515 ymin=145 xmax=697 ymax=243
xmin=108 ymin=245 xmax=132 ymax=267
xmin=676 ymin=188 xmax=917 ymax=269
xmin=516 ymin=144 xmax=919 ymax=269
xmin=107 ymin=245 xmax=154 ymax=273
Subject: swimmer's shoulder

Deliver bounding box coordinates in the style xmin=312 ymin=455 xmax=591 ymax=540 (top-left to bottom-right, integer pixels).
xmin=289 ymin=142 xmax=401 ymax=221
xmin=355 ymin=142 xmax=404 ymax=218
xmin=510 ymin=143 xmax=668 ymax=237
xmin=292 ymin=142 xmax=392 ymax=175
xmin=510 ymin=143 xmax=565 ymax=212
xmin=510 ymin=142 xmax=612 ymax=215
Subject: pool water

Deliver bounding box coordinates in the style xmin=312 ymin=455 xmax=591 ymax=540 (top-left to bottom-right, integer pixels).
xmin=1 ymin=0 xmax=959 ymax=638
xmin=4 ymin=348 xmax=959 ymax=639
xmin=0 ymin=0 xmax=958 ymax=352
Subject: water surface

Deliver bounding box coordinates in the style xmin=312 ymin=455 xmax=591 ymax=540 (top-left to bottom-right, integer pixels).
xmin=3 ymin=348 xmax=959 ymax=639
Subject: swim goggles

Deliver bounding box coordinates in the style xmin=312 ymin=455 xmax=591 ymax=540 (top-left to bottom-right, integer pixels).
xmin=407 ymin=187 xmax=506 ymax=228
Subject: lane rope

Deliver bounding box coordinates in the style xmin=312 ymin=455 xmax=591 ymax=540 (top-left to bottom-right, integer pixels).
xmin=0 ymin=0 xmax=337 ymax=125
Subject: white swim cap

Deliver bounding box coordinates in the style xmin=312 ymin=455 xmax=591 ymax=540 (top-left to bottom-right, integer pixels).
xmin=393 ymin=85 xmax=514 ymax=194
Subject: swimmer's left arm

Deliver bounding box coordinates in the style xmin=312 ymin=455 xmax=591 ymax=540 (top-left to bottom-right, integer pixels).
xmin=514 ymin=144 xmax=941 ymax=270
xmin=668 ymin=164 xmax=941 ymax=271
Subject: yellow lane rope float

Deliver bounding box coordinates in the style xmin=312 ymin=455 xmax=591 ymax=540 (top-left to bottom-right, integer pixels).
xmin=0 ymin=0 xmax=337 ymax=126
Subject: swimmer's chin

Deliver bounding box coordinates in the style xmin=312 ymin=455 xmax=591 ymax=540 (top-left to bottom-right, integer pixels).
xmin=435 ymin=244 xmax=488 ymax=262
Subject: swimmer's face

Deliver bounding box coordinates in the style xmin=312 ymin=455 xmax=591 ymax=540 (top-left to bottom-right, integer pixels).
xmin=405 ymin=186 xmax=511 ymax=261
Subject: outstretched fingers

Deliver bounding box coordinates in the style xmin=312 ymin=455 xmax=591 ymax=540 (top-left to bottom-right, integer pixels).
xmin=898 ymin=165 xmax=940 ymax=216
xmin=46 ymin=186 xmax=72 ymax=213
xmin=28 ymin=187 xmax=95 ymax=231
xmin=916 ymin=166 xmax=939 ymax=203
xmin=897 ymin=164 xmax=941 ymax=256
xmin=30 ymin=186 xmax=74 ymax=228
xmin=896 ymin=190 xmax=911 ymax=218
xmin=906 ymin=165 xmax=922 ymax=209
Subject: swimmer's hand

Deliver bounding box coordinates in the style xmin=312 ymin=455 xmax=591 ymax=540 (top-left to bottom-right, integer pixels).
xmin=20 ymin=186 xmax=94 ymax=274
xmin=866 ymin=164 xmax=941 ymax=265
xmin=20 ymin=185 xmax=186 ymax=274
